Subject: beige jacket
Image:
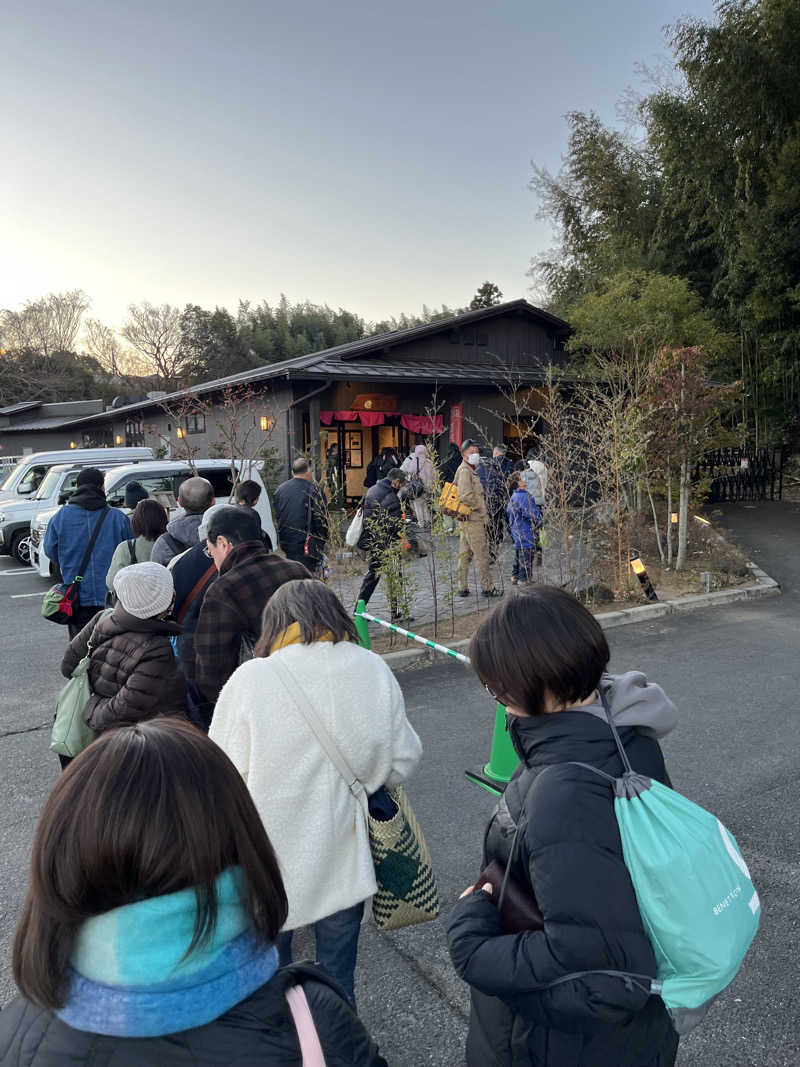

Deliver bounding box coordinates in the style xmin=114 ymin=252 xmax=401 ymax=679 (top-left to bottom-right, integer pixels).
xmin=454 ymin=460 xmax=488 ymax=522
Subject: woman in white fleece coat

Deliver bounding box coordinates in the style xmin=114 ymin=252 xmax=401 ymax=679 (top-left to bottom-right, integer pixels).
xmin=209 ymin=578 xmax=422 ymax=1003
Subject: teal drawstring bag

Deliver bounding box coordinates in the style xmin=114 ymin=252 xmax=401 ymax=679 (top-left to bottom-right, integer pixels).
xmin=569 ymin=688 xmax=760 ymax=1034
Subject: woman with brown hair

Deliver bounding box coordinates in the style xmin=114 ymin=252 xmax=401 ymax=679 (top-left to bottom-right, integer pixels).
xmin=105 ymin=497 xmax=169 ymax=590
xmin=447 ymin=587 xmax=680 ymax=1067
xmin=209 ymin=578 xmax=422 ymax=1004
xmin=0 ymin=718 xmax=387 ymax=1065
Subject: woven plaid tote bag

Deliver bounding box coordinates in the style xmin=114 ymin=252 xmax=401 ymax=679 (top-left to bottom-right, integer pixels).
xmin=272 ymin=660 xmax=439 ymax=931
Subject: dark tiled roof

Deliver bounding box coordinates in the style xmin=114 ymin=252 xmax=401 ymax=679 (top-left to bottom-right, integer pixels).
xmin=26 ymin=300 xmax=570 ymax=429
xmin=302 ymin=358 xmax=551 ymax=384
xmin=1 ymin=416 xmax=88 ymax=432
xmin=0 ymin=401 xmax=40 ymax=416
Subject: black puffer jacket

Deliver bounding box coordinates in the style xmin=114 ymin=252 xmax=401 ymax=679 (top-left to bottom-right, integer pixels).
xmin=274 ymin=477 xmax=329 ymax=559
xmin=0 ymin=964 xmax=388 ymax=1066
xmin=358 ymin=478 xmax=403 ymax=551
xmin=447 ymin=708 xmax=679 ymax=1067
xmin=61 ymin=605 xmax=186 ymax=731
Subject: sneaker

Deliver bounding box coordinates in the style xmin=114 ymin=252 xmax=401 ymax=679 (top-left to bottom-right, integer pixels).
xmin=482 ymin=588 xmax=503 ymax=598
xmin=456 ymin=589 xmax=470 ymax=598
xmin=510 ymin=577 xmax=519 ymax=586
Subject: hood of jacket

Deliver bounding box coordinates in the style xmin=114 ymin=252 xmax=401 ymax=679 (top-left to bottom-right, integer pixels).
xmin=588 ymin=671 xmax=678 ymax=739
xmin=104 ymin=603 xmax=182 ymax=637
xmin=165 ymin=512 xmax=204 ymax=547
xmin=68 ymin=485 xmax=107 ymax=511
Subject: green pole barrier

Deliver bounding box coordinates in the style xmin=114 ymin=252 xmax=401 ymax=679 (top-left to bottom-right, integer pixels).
xmin=483 ymin=703 xmax=518 ymax=784
xmin=353 ymin=599 xmax=371 ymax=649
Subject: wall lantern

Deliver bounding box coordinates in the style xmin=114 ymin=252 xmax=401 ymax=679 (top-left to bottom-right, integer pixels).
xmin=260 ymin=415 xmax=274 ymax=431
xmin=115 ymin=434 xmax=123 ymax=445
xmin=176 ymin=427 xmax=184 ymax=438
xmin=69 ymin=441 xmax=76 ymax=449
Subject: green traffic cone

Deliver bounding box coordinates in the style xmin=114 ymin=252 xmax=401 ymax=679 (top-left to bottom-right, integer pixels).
xmin=483 ymin=703 xmax=519 ymax=784
xmin=353 ymin=599 xmax=371 ymax=650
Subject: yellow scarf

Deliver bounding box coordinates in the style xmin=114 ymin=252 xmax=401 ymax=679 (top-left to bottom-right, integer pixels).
xmin=269 ymin=621 xmax=340 ymax=655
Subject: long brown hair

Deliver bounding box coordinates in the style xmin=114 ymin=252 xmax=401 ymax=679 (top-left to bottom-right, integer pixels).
xmin=13 ymin=718 xmax=288 ymax=1009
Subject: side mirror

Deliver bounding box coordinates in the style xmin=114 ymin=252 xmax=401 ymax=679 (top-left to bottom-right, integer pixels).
xmin=17 ymin=483 xmax=34 ymax=496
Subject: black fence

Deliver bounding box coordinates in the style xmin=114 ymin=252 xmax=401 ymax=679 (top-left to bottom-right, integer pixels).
xmin=694 ymin=447 xmax=784 ymax=504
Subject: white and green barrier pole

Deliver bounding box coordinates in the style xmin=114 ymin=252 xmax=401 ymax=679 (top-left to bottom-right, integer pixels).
xmin=354 ymin=602 xmax=517 ymax=796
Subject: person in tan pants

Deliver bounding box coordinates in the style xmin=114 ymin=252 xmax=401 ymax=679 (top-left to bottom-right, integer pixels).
xmin=454 ymin=441 xmax=502 ymax=599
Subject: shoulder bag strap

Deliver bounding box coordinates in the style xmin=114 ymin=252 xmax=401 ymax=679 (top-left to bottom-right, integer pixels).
xmin=128 ymin=538 xmax=137 ymax=564
xmin=86 ymin=607 xmax=115 ymax=655
xmin=270 ymin=657 xmax=368 ymax=816
xmin=176 ymin=562 xmax=217 ymax=624
xmin=285 ymin=984 xmax=327 ymax=1066
xmin=74 ymin=508 xmax=110 ymax=581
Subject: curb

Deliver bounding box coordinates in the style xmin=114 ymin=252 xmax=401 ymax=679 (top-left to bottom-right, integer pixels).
xmin=379 ymin=561 xmax=780 ymax=669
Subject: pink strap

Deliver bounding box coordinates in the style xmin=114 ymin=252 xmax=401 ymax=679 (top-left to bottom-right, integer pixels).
xmin=285 ymin=984 xmax=327 ymax=1066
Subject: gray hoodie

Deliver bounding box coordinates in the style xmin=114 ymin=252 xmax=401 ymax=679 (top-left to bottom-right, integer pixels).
xmin=583 ymin=670 xmax=679 ymax=739
xmin=150 ymin=512 xmax=205 ymax=567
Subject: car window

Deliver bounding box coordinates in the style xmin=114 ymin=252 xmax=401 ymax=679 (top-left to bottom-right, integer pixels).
xmin=106 ymin=473 xmax=179 ymax=508
xmin=35 ymin=468 xmax=68 ymax=500
xmin=18 ymin=465 xmax=47 ymax=494
xmin=197 ymin=467 xmax=236 ymax=499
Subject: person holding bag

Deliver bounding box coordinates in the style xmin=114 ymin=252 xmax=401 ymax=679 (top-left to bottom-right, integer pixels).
xmin=0 ymin=718 xmax=388 ymax=1066
xmin=209 ymin=578 xmax=423 ymax=1004
xmin=43 ymin=467 xmax=132 ymax=638
xmin=446 ymin=588 xmax=680 ymax=1067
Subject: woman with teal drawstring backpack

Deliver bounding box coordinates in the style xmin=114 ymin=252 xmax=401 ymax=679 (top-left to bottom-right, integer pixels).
xmin=0 ymin=718 xmax=387 ymax=1066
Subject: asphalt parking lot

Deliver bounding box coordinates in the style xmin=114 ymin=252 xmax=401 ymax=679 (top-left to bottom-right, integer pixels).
xmin=1 ymin=502 xmax=798 ymax=1065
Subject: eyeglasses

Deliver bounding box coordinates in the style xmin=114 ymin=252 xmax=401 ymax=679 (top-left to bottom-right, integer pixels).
xmin=202 ymin=542 xmax=212 ymax=559
xmin=483 ymin=682 xmax=504 ymax=705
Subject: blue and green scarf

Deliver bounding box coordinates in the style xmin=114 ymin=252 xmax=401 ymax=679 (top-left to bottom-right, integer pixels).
xmin=57 ymin=867 xmax=278 ymax=1038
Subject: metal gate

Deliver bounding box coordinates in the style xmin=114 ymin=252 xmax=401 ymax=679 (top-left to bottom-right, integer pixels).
xmin=694 ymin=447 xmax=784 ymax=503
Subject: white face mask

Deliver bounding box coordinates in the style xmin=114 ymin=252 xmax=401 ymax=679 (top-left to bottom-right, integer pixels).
xmin=467 ymin=453 xmax=481 ymax=467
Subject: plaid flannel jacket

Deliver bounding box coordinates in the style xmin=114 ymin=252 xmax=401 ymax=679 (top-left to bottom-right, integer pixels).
xmin=195 ymin=541 xmax=309 ymax=701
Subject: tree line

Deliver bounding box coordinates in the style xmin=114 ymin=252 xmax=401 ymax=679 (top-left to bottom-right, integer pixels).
xmin=532 ymin=0 xmax=800 ymax=446
xmin=0 ymin=283 xmax=502 ymax=405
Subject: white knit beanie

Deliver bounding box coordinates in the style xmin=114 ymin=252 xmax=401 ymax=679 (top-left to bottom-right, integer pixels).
xmin=113 ymin=561 xmax=175 ymax=619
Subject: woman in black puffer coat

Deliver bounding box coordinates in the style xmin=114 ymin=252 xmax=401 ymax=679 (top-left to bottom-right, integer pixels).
xmin=0 ymin=718 xmax=387 ymax=1067
xmin=447 ymin=588 xmax=680 ymax=1067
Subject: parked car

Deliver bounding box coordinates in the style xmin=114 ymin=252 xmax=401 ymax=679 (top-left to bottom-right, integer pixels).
xmin=0 ymin=460 xmax=145 ymax=565
xmin=31 ymin=459 xmax=277 ymax=578
xmin=0 ymin=448 xmax=153 ymax=504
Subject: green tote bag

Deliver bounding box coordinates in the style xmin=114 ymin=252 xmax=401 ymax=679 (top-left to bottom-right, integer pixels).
xmin=50 ymin=610 xmax=111 ymax=758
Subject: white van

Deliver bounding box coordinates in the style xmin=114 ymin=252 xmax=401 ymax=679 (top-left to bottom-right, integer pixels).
xmin=31 ymin=459 xmax=277 ymax=578
xmin=0 ymin=448 xmax=153 ymax=504
xmin=0 ymin=459 xmax=147 ymax=564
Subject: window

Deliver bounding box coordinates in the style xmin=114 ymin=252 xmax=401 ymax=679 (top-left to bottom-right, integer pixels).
xmin=477 ymin=331 xmax=489 ymax=346
xmin=185 ymin=413 xmax=206 ymax=435
xmin=125 ymin=419 xmax=145 ymax=447
xmin=105 ymin=473 xmax=177 ymax=508
xmin=18 ymin=465 xmax=47 ymax=495
xmin=82 ymin=429 xmax=113 ymax=448
xmin=463 ymin=331 xmax=474 ymax=346
xmin=199 ymin=467 xmax=236 ymax=498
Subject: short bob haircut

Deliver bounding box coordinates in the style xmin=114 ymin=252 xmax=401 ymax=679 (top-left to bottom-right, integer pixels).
xmin=469 ymin=586 xmax=609 ymax=716
xmin=130 ymin=498 xmax=168 ymax=540
xmin=235 ymin=479 xmax=262 ymax=506
xmin=13 ymin=718 xmax=288 ymax=1010
xmin=255 ymin=578 xmax=358 ymax=657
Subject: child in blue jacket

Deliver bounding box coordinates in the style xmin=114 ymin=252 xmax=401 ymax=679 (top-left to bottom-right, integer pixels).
xmin=506 ymin=471 xmax=542 ymax=584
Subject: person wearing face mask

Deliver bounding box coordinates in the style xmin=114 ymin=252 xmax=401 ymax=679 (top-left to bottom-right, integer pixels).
xmin=454 ymin=441 xmax=502 ymax=599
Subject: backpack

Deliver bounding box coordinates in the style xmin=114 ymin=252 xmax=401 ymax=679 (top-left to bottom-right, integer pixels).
xmin=570 ymin=687 xmax=760 ymax=1034
xmin=405 ymin=457 xmax=426 ymax=499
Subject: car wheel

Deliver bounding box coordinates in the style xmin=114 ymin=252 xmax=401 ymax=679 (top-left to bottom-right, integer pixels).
xmin=11 ymin=530 xmax=31 ymax=565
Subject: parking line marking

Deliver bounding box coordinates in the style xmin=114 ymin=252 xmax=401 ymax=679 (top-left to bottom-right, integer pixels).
xmin=10 ymin=591 xmax=47 ymax=599
xmin=0 ymin=569 xmax=37 ymax=575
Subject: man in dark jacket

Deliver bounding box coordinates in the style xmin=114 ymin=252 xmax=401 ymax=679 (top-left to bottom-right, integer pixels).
xmin=485 ymin=444 xmax=514 ymax=559
xmin=446 ymin=676 xmax=680 ymax=1067
xmin=151 ymin=477 xmax=215 ymax=566
xmin=274 ymin=458 xmax=329 ymax=572
xmin=356 ymin=468 xmax=408 ymax=619
xmin=168 ymin=503 xmax=224 ymax=730
xmin=43 ymin=467 xmax=132 ymax=637
xmin=195 ymin=506 xmax=309 ymax=703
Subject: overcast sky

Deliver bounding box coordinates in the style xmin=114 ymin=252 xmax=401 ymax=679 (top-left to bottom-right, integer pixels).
xmin=2 ymin=0 xmax=717 ymax=331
